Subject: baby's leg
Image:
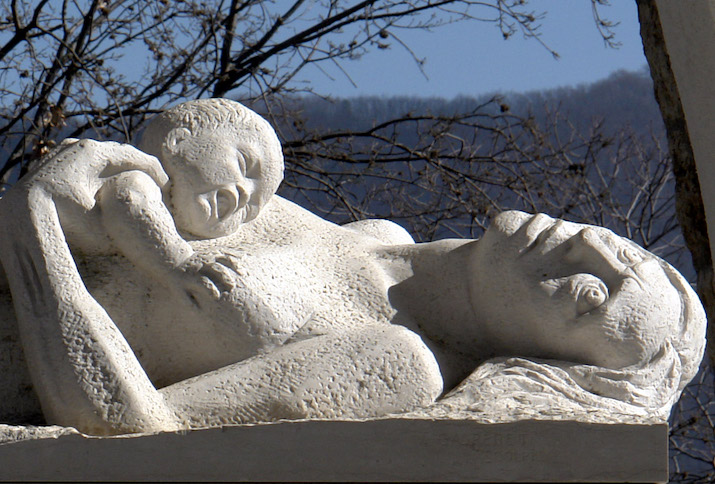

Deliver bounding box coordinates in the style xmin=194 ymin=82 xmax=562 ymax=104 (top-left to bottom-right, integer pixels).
xmin=161 ymin=324 xmax=443 ymax=427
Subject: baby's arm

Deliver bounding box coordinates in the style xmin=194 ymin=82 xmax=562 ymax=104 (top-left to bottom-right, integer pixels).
xmin=97 ymin=171 xmax=236 ymax=302
xmin=97 ymin=170 xmax=193 ymax=276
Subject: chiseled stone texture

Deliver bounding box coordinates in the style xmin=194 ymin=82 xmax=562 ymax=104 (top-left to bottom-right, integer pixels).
xmin=0 ymin=98 xmax=706 ymax=453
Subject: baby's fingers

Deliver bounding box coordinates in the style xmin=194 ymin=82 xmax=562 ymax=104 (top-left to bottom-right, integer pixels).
xmin=199 ymin=262 xmax=238 ymax=294
xmin=184 ymin=276 xmax=221 ymax=309
xmin=214 ymin=252 xmax=244 ymax=273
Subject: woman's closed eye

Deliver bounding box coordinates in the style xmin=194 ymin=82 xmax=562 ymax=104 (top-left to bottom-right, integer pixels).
xmin=616 ymin=246 xmax=643 ymax=266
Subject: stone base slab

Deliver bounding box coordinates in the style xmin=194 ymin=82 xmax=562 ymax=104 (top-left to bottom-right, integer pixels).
xmin=0 ymin=418 xmax=667 ymax=482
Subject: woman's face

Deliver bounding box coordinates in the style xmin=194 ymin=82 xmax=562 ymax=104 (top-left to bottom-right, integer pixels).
xmin=468 ymin=211 xmax=680 ymax=369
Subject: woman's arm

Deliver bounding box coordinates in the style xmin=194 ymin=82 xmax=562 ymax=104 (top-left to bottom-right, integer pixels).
xmin=162 ymin=324 xmax=443 ymax=426
xmin=0 ymin=186 xmax=181 ymax=435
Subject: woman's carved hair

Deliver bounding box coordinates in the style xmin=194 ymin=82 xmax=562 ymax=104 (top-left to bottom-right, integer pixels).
xmin=432 ymin=253 xmax=707 ymax=422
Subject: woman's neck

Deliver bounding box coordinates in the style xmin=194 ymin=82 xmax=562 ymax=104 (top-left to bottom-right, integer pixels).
xmin=379 ymin=238 xmax=494 ymax=388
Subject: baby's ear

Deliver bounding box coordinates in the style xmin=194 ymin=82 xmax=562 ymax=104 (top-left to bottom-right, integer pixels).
xmin=164 ymin=127 xmax=192 ymax=155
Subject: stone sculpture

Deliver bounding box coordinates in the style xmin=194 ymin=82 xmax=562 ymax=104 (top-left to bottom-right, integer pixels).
xmin=0 ymin=99 xmax=706 ymax=436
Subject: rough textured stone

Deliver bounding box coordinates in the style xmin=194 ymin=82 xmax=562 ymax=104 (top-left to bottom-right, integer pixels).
xmin=0 ymin=99 xmax=706 ymax=441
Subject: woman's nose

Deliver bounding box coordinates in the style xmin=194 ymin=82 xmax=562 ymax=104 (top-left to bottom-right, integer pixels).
xmin=564 ymin=228 xmax=633 ymax=286
xmin=510 ymin=212 xmax=555 ymax=252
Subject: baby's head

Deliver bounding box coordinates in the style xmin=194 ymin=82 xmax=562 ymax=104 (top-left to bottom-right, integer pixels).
xmin=140 ymin=98 xmax=284 ymax=238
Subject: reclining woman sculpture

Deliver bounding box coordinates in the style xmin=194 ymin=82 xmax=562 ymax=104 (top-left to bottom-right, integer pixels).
xmin=0 ymin=99 xmax=706 ymax=435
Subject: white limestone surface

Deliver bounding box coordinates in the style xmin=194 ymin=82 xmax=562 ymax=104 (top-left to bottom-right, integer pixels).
xmin=0 ymin=99 xmax=706 ymax=440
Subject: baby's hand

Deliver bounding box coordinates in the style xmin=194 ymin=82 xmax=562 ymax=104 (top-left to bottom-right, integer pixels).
xmin=173 ymin=252 xmax=241 ymax=309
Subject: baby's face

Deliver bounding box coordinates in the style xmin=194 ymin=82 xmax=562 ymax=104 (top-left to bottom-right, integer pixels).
xmin=167 ymin=126 xmax=277 ymax=238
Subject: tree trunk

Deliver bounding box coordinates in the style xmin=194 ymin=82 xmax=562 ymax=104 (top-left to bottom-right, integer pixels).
xmin=636 ymin=0 xmax=714 ymax=367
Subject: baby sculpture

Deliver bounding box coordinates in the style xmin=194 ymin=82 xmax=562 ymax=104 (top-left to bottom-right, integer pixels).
xmin=0 ymin=99 xmax=706 ymax=435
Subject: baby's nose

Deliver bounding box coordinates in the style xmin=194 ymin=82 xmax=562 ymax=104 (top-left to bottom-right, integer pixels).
xmin=215 ymin=186 xmax=239 ymax=220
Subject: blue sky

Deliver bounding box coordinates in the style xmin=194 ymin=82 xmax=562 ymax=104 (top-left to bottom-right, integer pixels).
xmin=297 ymin=1 xmax=646 ymax=98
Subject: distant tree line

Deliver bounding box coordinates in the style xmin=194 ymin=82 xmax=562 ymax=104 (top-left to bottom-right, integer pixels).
xmin=258 ymin=69 xmax=685 ymax=277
